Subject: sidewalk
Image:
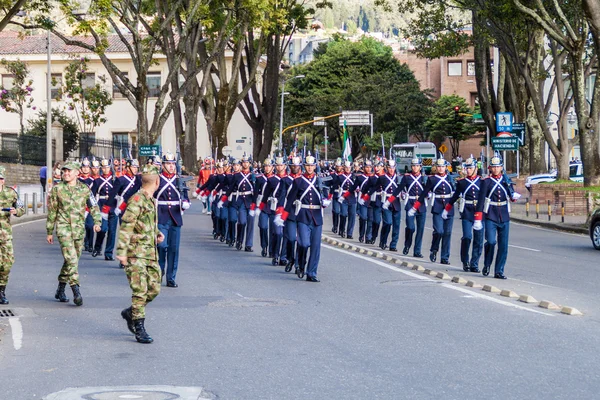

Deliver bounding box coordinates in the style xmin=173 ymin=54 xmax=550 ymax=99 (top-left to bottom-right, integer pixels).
xmin=510 ymin=201 xmax=588 ymax=234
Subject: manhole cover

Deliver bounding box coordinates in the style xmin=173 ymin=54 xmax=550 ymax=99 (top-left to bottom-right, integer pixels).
xmin=43 ymin=386 xmax=215 ymax=400
xmin=208 ymin=298 xmax=298 ymax=307
xmin=83 ymin=391 xmax=179 ymax=400
xmin=0 ymin=309 xmax=15 ymax=317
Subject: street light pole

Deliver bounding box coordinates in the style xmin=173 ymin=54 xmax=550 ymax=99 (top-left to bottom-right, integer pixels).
xmin=278 ymin=74 xmax=304 ymax=153
xmin=46 ymin=29 xmax=52 ymax=192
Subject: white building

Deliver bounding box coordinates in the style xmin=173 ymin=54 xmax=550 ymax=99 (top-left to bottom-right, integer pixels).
xmin=0 ymin=31 xmax=255 ymax=161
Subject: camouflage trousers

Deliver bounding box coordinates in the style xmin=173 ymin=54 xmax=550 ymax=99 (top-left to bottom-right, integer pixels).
xmin=58 ymin=235 xmax=83 ymax=286
xmin=0 ymin=239 xmax=15 ymax=286
xmin=125 ymin=257 xmax=161 ymax=320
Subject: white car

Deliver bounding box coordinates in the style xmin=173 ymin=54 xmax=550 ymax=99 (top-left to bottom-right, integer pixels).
xmin=524 ymin=162 xmax=583 ymax=189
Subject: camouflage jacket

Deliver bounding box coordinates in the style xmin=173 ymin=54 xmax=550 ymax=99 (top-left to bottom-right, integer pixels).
xmin=46 ymin=181 xmax=102 ymax=239
xmin=117 ymin=189 xmax=159 ymax=261
xmin=0 ymin=186 xmax=25 ymax=242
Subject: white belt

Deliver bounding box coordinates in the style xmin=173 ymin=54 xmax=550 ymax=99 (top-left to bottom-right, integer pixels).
xmin=237 ymin=191 xmax=252 ymax=196
xmin=436 ymin=194 xmax=453 ymax=199
xmin=301 ymin=204 xmax=321 ymax=210
xmin=463 ymin=200 xmax=477 ymax=205
xmin=408 ymin=195 xmax=418 ymax=200
xmin=97 ymin=195 xmax=109 ymax=200
xmin=158 ymin=201 xmax=180 ymax=205
xmin=489 ymin=201 xmax=507 ymax=206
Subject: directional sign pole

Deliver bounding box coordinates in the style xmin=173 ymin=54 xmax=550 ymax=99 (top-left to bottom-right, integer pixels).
xmin=517 ymin=148 xmax=520 ymax=178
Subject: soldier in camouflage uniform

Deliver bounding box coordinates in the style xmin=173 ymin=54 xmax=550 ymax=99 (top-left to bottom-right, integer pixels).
xmin=46 ymin=162 xmax=102 ymax=306
xmin=117 ymin=164 xmax=165 ymax=344
xmin=0 ymin=166 xmax=25 ymax=304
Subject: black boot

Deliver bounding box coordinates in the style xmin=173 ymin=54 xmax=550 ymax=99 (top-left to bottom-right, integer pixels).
xmin=379 ymin=224 xmax=390 ymax=250
xmin=236 ymin=224 xmax=245 ymax=250
xmin=332 ymin=212 xmax=338 ymax=234
xmin=358 ymin=219 xmax=366 ymax=242
xmin=55 ymin=282 xmax=69 ymax=303
xmin=0 ymin=285 xmax=8 ymax=304
xmin=296 ymin=247 xmax=307 ymax=279
xmin=460 ymin=238 xmax=471 ymax=271
xmin=133 ymin=318 xmax=153 ymax=343
xmin=370 ymin=222 xmax=380 ymax=244
xmin=121 ymin=307 xmax=136 ymax=334
xmin=71 ymin=284 xmax=83 ymax=306
xmin=404 ymin=228 xmax=414 ymax=255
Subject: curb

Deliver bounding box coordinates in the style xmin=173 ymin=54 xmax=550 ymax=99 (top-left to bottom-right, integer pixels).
xmin=511 ymin=216 xmax=588 ymax=235
xmin=321 ymin=233 xmax=583 ymax=316
xmin=13 ymin=214 xmax=46 ymax=226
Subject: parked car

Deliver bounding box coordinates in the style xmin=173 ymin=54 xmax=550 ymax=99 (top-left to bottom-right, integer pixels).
xmin=589 ymin=208 xmax=600 ymax=250
xmin=524 ymin=162 xmax=584 ymax=190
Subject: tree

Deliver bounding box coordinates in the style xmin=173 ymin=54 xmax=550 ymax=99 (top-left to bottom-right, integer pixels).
xmin=284 ymin=36 xmax=431 ymax=158
xmin=59 ymin=57 xmax=112 ymax=136
xmin=25 ymin=108 xmax=79 ymax=159
xmin=0 ymin=59 xmax=34 ymax=136
xmin=425 ymin=95 xmax=478 ymax=158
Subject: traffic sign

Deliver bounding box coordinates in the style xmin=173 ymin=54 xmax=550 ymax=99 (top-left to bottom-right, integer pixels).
xmin=491 ymin=136 xmax=519 ymax=151
xmin=339 ymin=110 xmax=371 ymax=126
xmin=496 ymin=112 xmax=513 ymax=133
xmin=512 ymin=122 xmax=526 ymax=146
xmin=439 ymin=144 xmax=447 ymax=153
xmin=313 ymin=117 xmax=326 ymax=126
xmin=138 ymin=145 xmax=160 ymax=156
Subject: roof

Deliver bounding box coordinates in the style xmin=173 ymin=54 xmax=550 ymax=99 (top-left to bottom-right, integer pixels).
xmin=0 ymin=31 xmax=133 ymax=55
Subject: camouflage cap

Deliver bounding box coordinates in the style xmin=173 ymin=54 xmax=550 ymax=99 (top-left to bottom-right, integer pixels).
xmin=62 ymin=161 xmax=81 ymax=170
xmin=0 ymin=165 xmax=5 ymax=179
xmin=142 ymin=165 xmax=160 ymax=176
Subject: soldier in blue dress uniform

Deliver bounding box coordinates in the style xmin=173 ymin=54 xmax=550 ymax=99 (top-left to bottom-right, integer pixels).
xmin=222 ymin=154 xmax=255 ymax=251
xmin=330 ymin=158 xmax=343 ymax=234
xmin=215 ymin=161 xmax=231 ymax=242
xmin=362 ymin=159 xmax=386 ymax=246
xmin=282 ymin=156 xmax=303 ymax=272
xmin=196 ymin=163 xmax=221 ymax=236
xmin=260 ymin=155 xmax=288 ymax=265
xmin=279 ymin=153 xmax=330 ymax=282
xmin=393 ymin=157 xmax=427 ymax=257
xmin=474 ymin=154 xmax=520 ymax=279
xmin=445 ymin=156 xmax=483 ymax=272
xmin=108 ymin=158 xmax=141 ymax=221
xmin=255 ymin=157 xmax=274 ymax=257
xmin=414 ymin=157 xmax=455 ymax=264
xmin=156 ymin=151 xmax=190 ymax=287
xmin=379 ymin=160 xmax=402 ymax=251
xmin=92 ymin=158 xmax=118 ymax=260
xmin=355 ymin=160 xmax=373 ymax=243
xmin=78 ymin=158 xmax=95 ymax=252
xmin=218 ymin=159 xmax=241 ymax=246
xmin=336 ymin=161 xmax=358 ymax=239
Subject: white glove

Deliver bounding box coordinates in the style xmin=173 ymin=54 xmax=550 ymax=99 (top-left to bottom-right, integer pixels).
xmin=182 ymin=201 xmax=190 ymax=210
xmin=85 ymin=211 xmax=89 ymax=219
xmin=407 ymin=207 xmax=416 ymax=217
xmin=512 ymin=192 xmax=521 ymax=201
xmin=337 ymin=196 xmax=345 ymax=204
xmin=217 ymin=200 xmax=224 ymax=209
xmin=358 ymin=197 xmax=365 ymax=206
xmin=427 ymin=193 xmax=433 ymax=200
xmin=382 ymin=200 xmax=390 ymax=210
xmin=322 ymin=199 xmax=332 ymax=208
xmin=400 ymin=192 xmax=407 ymax=200
xmin=249 ymin=209 xmax=256 ymax=217
xmin=474 ymin=220 xmax=483 ymax=231
xmin=192 ymin=191 xmax=198 ymax=198
xmin=255 ymin=208 xmax=261 ymax=218
xmin=199 ymin=195 xmax=207 ymax=202
xmin=274 ymin=214 xmax=285 ymax=227
xmin=100 ymin=212 xmax=108 ymax=220
xmin=441 ymin=209 xmax=449 ymax=220
xmin=114 ymin=208 xmax=122 ymax=217
xmin=208 ymin=194 xmax=215 ymax=203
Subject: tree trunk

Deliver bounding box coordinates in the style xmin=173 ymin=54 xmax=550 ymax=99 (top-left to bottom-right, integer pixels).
xmin=183 ymin=83 xmax=200 ymax=172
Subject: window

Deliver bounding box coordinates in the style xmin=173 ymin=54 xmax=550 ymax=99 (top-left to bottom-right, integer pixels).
xmin=146 ymin=72 xmax=161 ymax=97
xmin=113 ymin=72 xmax=127 ymax=98
xmin=82 ymin=72 xmax=95 ymax=89
xmin=2 ymin=74 xmax=14 ymax=89
xmin=467 ymin=61 xmax=476 ymax=76
xmin=112 ymin=132 xmax=129 ymax=157
xmin=448 ymin=61 xmax=462 ymax=76
xmin=50 ymin=73 xmax=62 ymax=100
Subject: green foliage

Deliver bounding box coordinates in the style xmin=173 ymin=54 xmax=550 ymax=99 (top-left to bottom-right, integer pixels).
xmin=0 ymin=59 xmax=34 ymax=134
xmin=285 ymin=36 xmax=431 ymax=157
xmin=59 ymin=57 xmax=112 ymax=135
xmin=424 ymin=95 xmax=479 ymax=157
xmin=25 ymin=108 xmax=80 ymax=156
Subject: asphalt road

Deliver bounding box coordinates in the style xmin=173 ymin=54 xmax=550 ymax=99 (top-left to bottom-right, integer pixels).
xmin=1 ymin=206 xmax=600 ymax=399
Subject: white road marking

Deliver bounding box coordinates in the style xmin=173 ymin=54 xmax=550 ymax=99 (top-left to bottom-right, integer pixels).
xmin=12 ymin=218 xmax=46 ymax=228
xmin=513 ymin=279 xmax=562 ymax=289
xmin=9 ymin=317 xmax=23 ymax=350
xmin=508 ymin=244 xmax=541 ymax=252
xmin=512 ymin=221 xmax=586 ymax=237
xmin=323 ymin=244 xmax=553 ymax=316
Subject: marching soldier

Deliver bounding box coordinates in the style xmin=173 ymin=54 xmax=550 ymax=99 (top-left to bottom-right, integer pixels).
xmin=330 ymin=158 xmax=343 ymax=234
xmin=445 ymin=156 xmax=483 ymax=272
xmin=117 ymin=164 xmax=165 ymax=344
xmin=218 ymin=159 xmax=241 ymax=246
xmin=0 ymin=166 xmax=25 ymax=304
xmin=221 ymin=155 xmax=255 ymax=251
xmin=336 ymin=161 xmax=358 ymax=239
xmin=474 ymin=154 xmax=520 ymax=279
xmin=196 ymin=161 xmax=221 ymax=236
xmin=78 ymin=158 xmax=95 ymax=253
xmin=361 ymin=159 xmax=386 ymax=245
xmin=260 ymin=155 xmax=288 ymax=266
xmin=46 ymin=161 xmax=102 ymax=306
xmin=255 ymin=158 xmax=274 ymax=257
xmin=355 ymin=160 xmax=373 ymax=243
xmin=282 ymin=156 xmax=303 ymax=271
xmin=92 ymin=158 xmax=118 ymax=261
xmin=216 ymin=160 xmax=231 ymax=243
xmin=397 ymin=157 xmax=427 ymax=258
xmin=413 ymin=158 xmax=455 ymax=264
xmin=378 ymin=160 xmax=402 ymax=251
xmin=109 ymin=158 xmax=141 ymax=220
xmin=156 ymin=152 xmax=190 ymax=288
xmin=278 ymin=153 xmax=330 ymax=282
